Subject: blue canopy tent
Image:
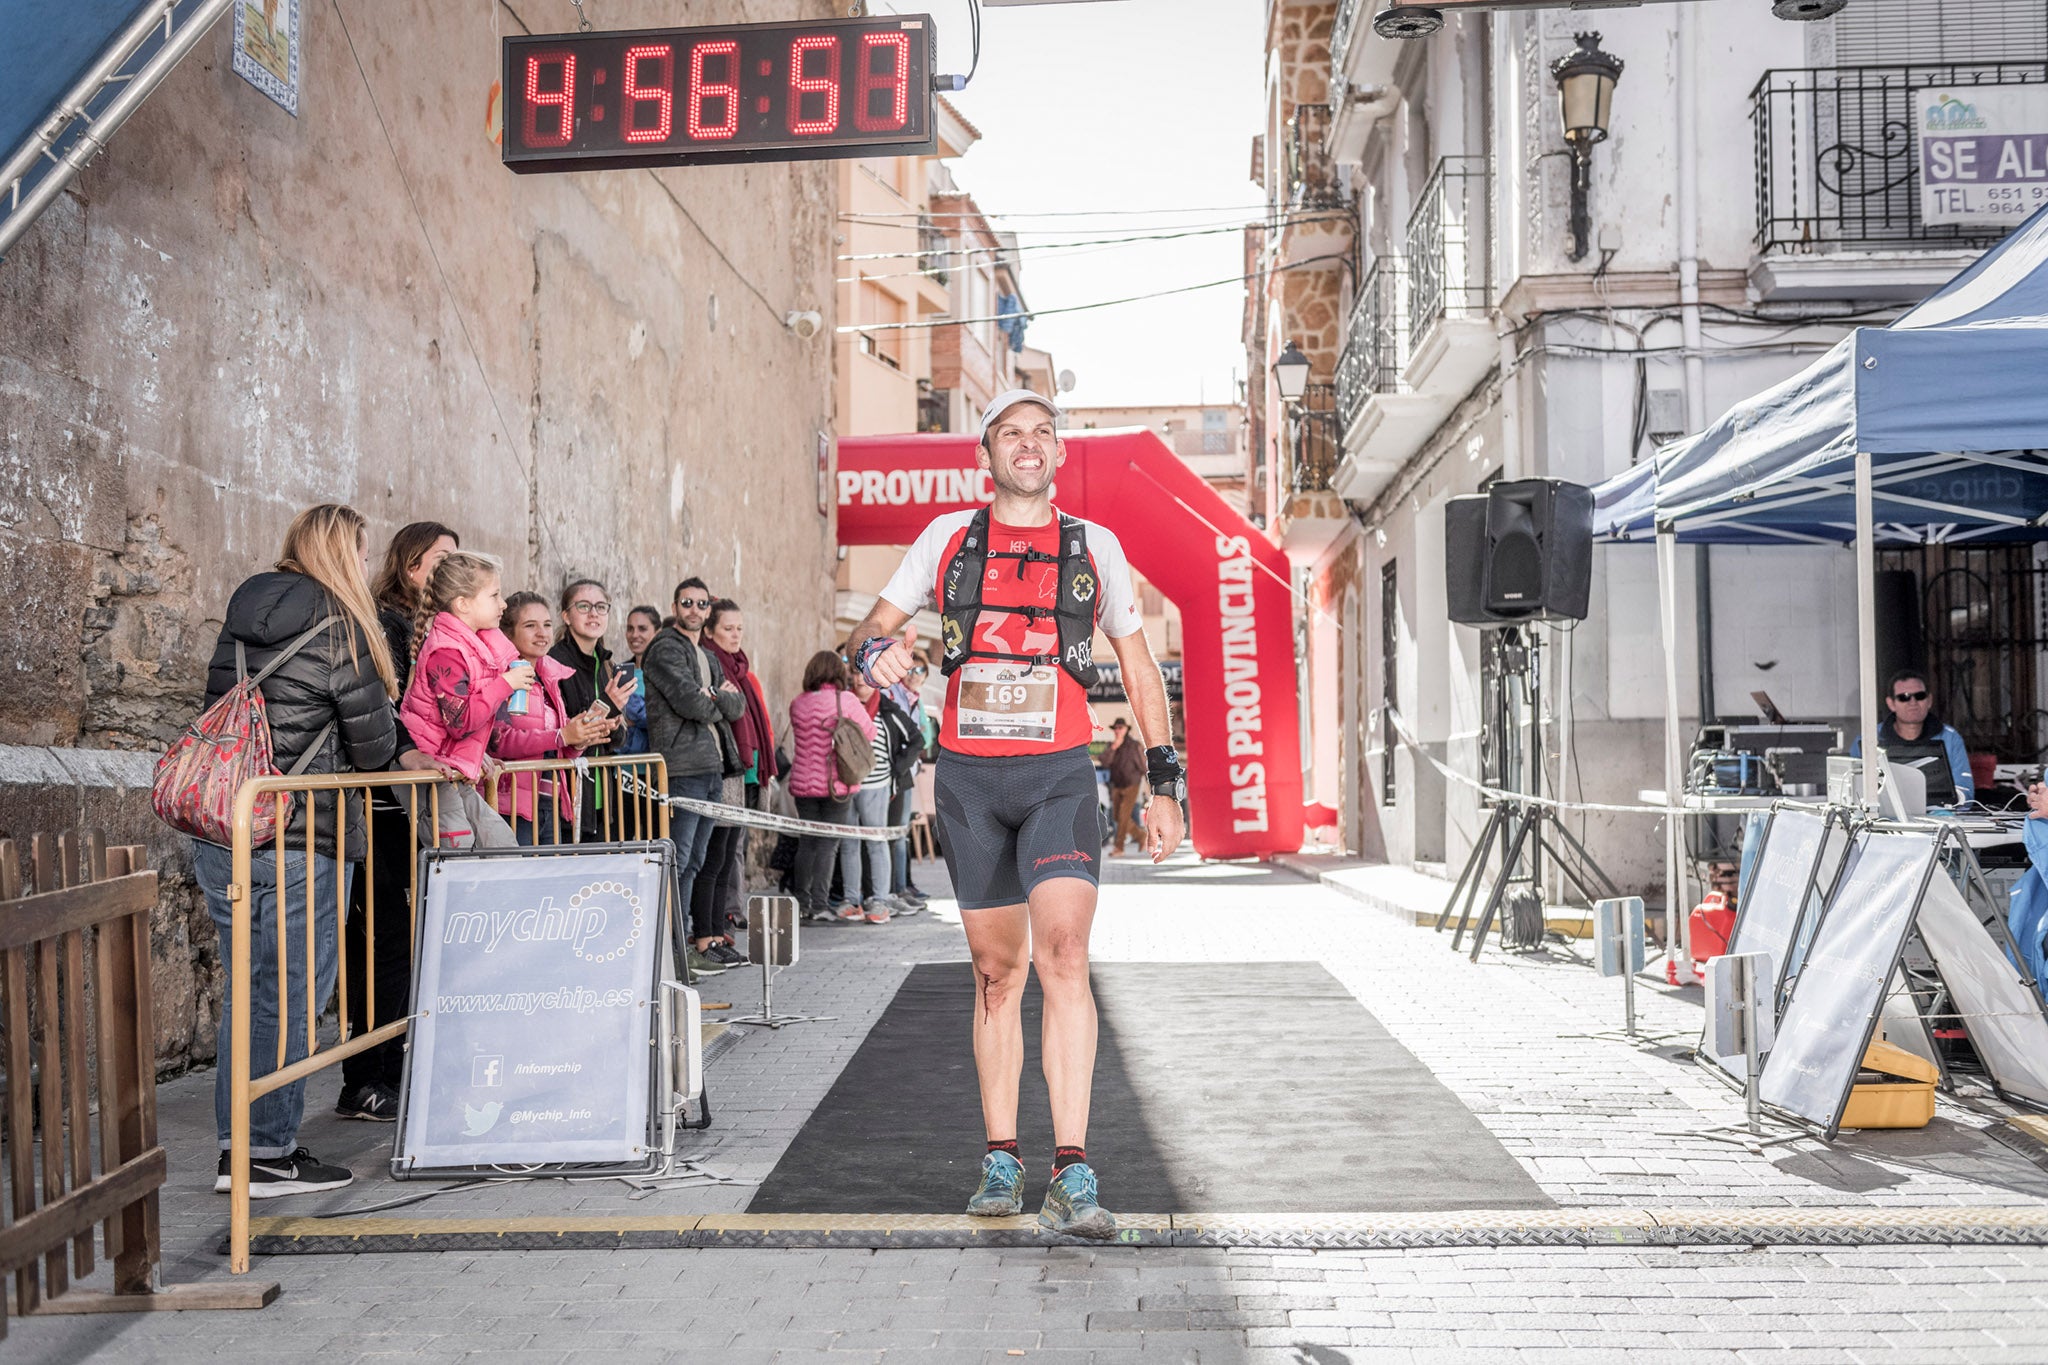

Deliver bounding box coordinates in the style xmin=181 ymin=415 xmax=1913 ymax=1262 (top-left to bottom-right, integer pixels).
xmin=1591 ymin=203 xmax=2048 ymax=960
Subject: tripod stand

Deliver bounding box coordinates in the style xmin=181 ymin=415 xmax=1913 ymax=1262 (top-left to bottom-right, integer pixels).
xmin=1439 ymin=627 xmax=1620 ymax=960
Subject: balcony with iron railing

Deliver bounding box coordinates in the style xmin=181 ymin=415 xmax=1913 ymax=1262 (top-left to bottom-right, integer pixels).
xmin=1326 ymin=157 xmax=1493 ymax=506
xmin=1286 ymin=102 xmax=1348 ymax=212
xmin=1330 ymin=0 xmax=1366 ymax=100
xmin=1290 ymin=382 xmax=1340 ymax=495
xmin=1335 ymin=255 xmax=1408 ymax=437
xmin=1276 ymin=380 xmax=1349 ymax=561
xmin=1404 ymin=155 xmax=1490 ymax=339
xmin=1751 ymin=62 xmax=2044 ymax=257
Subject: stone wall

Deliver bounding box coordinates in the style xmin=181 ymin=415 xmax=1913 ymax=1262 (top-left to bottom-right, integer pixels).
xmin=0 ymin=0 xmax=842 ymax=1072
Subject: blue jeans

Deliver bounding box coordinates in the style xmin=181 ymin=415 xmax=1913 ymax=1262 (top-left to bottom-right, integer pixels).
xmin=850 ymin=785 xmax=892 ymax=902
xmin=192 ymin=840 xmax=347 ymax=1156
xmin=515 ymin=792 xmax=566 ymax=846
xmin=887 ymin=788 xmax=914 ymax=893
xmin=667 ymin=771 xmax=723 ymax=957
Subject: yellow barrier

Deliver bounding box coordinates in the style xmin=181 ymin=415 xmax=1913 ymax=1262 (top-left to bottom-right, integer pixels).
xmin=222 ymin=753 xmax=670 ymax=1273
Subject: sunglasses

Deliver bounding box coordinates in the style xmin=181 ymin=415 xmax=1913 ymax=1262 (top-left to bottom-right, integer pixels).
xmin=676 ymin=597 xmax=711 ymax=609
xmin=1892 ymin=690 xmax=1929 ymax=703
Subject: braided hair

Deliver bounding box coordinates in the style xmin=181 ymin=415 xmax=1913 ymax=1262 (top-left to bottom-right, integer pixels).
xmin=411 ymin=550 xmax=504 ymax=668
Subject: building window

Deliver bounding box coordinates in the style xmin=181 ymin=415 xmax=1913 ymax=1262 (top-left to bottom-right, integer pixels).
xmin=1201 ymin=408 xmax=1231 ymax=454
xmin=1380 ymin=560 xmax=1398 ymax=806
xmin=859 ymin=280 xmax=904 ymax=370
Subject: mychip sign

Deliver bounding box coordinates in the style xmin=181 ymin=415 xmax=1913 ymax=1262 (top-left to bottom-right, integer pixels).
xmin=396 ymin=847 xmax=668 ymax=1174
xmin=1917 ymin=86 xmax=2048 ymax=227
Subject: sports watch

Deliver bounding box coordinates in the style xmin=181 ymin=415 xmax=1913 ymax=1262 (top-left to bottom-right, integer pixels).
xmin=1146 ymin=745 xmax=1188 ymax=806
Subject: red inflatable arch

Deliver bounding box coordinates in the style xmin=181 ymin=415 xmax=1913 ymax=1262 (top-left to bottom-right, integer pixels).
xmin=836 ymin=429 xmax=1305 ymax=861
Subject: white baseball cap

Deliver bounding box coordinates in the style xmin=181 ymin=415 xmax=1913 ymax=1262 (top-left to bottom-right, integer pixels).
xmin=977 ymin=389 xmax=1062 ymax=442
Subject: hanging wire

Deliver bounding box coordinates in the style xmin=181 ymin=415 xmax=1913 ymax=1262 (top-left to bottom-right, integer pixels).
xmin=965 ymin=0 xmax=981 ymax=87
xmin=569 ymin=0 xmax=591 ymax=31
xmin=836 ymin=251 xmax=1354 ymax=333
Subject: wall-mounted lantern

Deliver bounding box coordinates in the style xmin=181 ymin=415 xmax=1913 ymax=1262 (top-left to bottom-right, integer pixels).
xmin=1550 ymin=31 xmax=1623 ymax=263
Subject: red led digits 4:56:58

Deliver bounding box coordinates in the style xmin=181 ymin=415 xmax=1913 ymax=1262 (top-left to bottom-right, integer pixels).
xmin=502 ymin=16 xmax=934 ymax=173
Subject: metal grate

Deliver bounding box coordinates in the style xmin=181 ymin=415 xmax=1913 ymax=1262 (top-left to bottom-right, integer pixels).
xmin=1876 ymin=543 xmax=2048 ymax=761
xmin=1405 ymin=156 xmax=1489 ymax=337
xmin=1336 ymin=255 xmax=1409 ymax=433
xmin=1835 ymin=0 xmax=2048 ymax=65
xmin=1750 ymin=62 xmax=2047 ymax=253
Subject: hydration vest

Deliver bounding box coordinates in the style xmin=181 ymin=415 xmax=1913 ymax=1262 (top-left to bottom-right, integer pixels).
xmin=1878 ymin=723 xmax=1959 ymax=806
xmin=938 ymin=507 xmax=1101 ymax=687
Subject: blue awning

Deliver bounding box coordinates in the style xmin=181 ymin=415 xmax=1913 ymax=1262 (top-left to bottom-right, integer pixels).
xmin=1 ymin=1 xmax=164 ymax=163
xmin=1595 ymin=203 xmax=2048 ymax=545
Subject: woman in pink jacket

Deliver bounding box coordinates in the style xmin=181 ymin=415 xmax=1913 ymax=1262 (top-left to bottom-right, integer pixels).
xmin=787 ymin=650 xmax=874 ymax=923
xmin=492 ymin=592 xmax=614 ymax=844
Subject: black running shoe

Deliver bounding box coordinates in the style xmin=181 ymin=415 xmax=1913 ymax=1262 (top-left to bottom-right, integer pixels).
xmin=214 ymin=1147 xmax=355 ymax=1198
xmin=335 ymin=1081 xmax=400 ymax=1122
xmin=707 ymin=942 xmax=748 ymax=967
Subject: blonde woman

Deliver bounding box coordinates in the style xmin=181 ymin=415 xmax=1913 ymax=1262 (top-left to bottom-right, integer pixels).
xmin=191 ymin=503 xmax=398 ymax=1198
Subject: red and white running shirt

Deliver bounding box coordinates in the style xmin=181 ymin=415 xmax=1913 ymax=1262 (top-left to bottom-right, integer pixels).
xmin=879 ymin=508 xmax=1143 ymax=756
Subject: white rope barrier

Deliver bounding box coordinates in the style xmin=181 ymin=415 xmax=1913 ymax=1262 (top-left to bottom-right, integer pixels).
xmin=1383 ymin=708 xmax=1686 ymax=818
xmin=608 ymin=765 xmax=912 ymax=842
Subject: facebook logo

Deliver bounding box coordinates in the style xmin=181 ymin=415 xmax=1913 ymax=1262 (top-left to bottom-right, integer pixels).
xmin=472 ymin=1055 xmax=504 ymax=1088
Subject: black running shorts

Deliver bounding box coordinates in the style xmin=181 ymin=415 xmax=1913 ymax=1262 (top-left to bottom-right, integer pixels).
xmin=932 ymin=746 xmax=1101 ymax=910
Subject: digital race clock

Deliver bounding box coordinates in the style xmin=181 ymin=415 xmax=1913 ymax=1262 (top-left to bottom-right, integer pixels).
xmin=501 ymin=16 xmax=937 ymax=173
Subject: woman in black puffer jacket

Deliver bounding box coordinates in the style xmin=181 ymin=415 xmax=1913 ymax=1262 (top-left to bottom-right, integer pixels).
xmin=191 ymin=504 xmax=397 ymax=1199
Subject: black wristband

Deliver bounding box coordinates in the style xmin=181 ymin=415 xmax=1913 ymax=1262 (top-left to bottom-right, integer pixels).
xmin=1146 ymin=745 xmax=1183 ymax=784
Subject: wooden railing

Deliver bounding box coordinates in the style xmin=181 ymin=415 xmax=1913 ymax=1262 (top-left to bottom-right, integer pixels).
xmin=0 ymin=832 xmax=275 ymax=1334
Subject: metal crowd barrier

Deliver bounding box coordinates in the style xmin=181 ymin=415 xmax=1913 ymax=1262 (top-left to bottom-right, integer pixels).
xmin=221 ymin=753 xmax=670 ymax=1273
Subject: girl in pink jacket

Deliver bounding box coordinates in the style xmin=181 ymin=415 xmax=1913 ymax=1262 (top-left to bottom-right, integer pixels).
xmin=398 ymin=551 xmax=528 ymax=848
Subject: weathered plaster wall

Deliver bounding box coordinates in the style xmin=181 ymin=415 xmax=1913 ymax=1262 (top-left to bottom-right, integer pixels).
xmin=0 ymin=0 xmax=841 ymax=1070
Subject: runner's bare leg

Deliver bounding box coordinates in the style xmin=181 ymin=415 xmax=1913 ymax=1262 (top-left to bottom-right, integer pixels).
xmin=963 ymin=903 xmax=1031 ymax=1145
xmin=1028 ymin=878 xmax=1098 ymax=1148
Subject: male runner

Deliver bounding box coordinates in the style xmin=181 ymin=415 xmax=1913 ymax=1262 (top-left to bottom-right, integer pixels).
xmin=850 ymin=389 xmax=1186 ymax=1239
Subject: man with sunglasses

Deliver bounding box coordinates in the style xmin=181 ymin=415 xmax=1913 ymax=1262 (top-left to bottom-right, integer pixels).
xmin=642 ymin=576 xmax=748 ymax=973
xmin=1856 ymin=669 xmax=1974 ymax=807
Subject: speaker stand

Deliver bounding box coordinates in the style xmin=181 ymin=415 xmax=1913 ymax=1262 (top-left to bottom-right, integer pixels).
xmin=1443 ymin=798 xmax=1622 ymax=960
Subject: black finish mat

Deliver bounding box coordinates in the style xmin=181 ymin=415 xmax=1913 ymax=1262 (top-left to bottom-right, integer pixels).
xmin=749 ymin=961 xmax=1554 ymax=1213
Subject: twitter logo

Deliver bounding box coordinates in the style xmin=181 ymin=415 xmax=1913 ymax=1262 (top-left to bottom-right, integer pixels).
xmin=463 ymin=1101 xmax=503 ymax=1136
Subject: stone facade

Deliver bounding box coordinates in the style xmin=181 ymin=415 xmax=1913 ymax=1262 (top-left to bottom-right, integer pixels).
xmin=0 ymin=0 xmax=841 ymax=1070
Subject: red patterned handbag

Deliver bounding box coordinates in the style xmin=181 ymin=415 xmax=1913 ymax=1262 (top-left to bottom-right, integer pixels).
xmin=152 ymin=615 xmax=338 ymax=847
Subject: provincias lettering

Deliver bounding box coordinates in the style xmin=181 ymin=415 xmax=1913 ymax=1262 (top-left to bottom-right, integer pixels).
xmin=1215 ymin=534 xmax=1268 ymax=833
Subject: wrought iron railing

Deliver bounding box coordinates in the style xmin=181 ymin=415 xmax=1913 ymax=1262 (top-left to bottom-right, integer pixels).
xmin=918 ymin=214 xmax=950 ymax=284
xmin=1751 ymin=62 xmax=2047 ymax=253
xmin=1335 ymin=255 xmax=1409 ymax=433
xmin=1405 ymin=155 xmax=1489 ymax=337
xmin=1286 ymin=102 xmax=1347 ymax=211
xmin=1291 ymin=381 xmax=1340 ymax=494
xmin=1331 ymin=0 xmax=1366 ymax=97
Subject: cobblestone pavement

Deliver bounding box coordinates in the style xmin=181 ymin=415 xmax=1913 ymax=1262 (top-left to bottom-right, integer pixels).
xmin=16 ymin=852 xmax=2048 ymax=1362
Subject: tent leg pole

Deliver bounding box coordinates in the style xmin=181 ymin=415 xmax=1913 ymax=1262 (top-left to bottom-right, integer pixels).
xmin=1856 ymin=452 xmax=1880 ymax=812
xmin=1658 ymin=526 xmax=1693 ymax=976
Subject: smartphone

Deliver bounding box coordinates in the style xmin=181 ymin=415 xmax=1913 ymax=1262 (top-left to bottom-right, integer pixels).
xmin=589 ymin=698 xmax=616 ymax=720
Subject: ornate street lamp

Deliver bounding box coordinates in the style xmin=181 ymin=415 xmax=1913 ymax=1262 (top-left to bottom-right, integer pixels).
xmin=1550 ymin=32 xmax=1623 ymax=263
xmin=1273 ymin=340 xmax=1312 ymax=403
